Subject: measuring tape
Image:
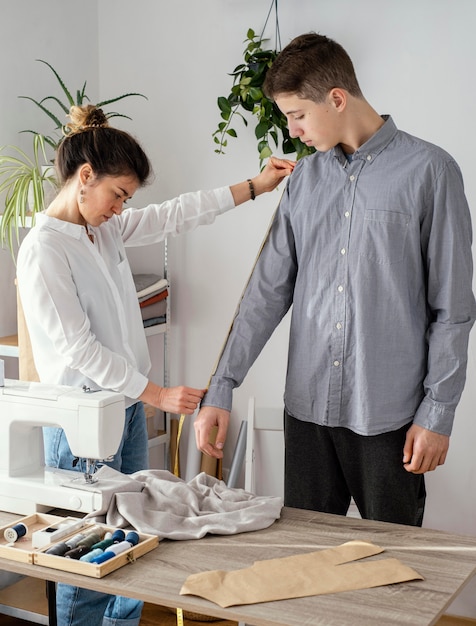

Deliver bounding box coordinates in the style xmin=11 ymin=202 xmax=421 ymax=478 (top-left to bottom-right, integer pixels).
xmin=172 ymin=193 xmax=282 ymax=479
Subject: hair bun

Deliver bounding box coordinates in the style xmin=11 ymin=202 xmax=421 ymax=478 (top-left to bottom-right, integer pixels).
xmin=64 ymin=104 xmax=109 ymax=135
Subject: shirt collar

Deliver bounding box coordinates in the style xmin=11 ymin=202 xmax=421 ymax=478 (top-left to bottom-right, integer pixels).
xmin=36 ymin=213 xmax=86 ymax=241
xmin=333 ymin=114 xmax=398 ymax=165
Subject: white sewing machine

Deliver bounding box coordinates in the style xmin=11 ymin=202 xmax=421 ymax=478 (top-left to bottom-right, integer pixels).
xmin=0 ymin=378 xmax=126 ymax=515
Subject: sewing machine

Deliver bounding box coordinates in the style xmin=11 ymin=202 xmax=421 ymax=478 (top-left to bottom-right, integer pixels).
xmin=0 ymin=378 xmax=126 ymax=515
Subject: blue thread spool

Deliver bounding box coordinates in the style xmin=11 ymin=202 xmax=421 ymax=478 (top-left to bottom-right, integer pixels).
xmin=79 ymin=548 xmax=104 ymax=562
xmin=125 ymin=531 xmax=140 ymax=546
xmin=4 ymin=523 xmax=28 ymax=543
xmin=112 ymin=529 xmax=125 ymax=543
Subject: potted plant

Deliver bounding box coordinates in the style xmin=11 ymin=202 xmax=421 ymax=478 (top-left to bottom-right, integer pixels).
xmin=0 ymin=134 xmax=57 ymax=252
xmin=212 ymin=29 xmax=315 ymax=166
xmin=19 ymin=59 xmax=147 ymax=151
xmin=0 ymin=59 xmax=146 ymax=255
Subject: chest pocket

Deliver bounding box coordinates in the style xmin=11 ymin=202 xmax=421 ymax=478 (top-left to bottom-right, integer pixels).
xmin=360 ymin=209 xmax=410 ymax=265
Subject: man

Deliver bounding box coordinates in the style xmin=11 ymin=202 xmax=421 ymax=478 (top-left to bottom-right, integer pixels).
xmin=194 ymin=33 xmax=476 ymax=526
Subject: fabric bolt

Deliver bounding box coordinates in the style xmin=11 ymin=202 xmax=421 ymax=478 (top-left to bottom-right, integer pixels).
xmin=17 ymin=187 xmax=235 ymax=409
xmin=203 ymin=116 xmax=476 ymax=438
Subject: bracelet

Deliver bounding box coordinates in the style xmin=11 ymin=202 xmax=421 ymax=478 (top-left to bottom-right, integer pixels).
xmin=247 ymin=178 xmax=256 ymax=201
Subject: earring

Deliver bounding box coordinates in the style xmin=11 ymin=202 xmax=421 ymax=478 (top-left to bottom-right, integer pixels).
xmin=80 ymin=188 xmax=85 ymax=204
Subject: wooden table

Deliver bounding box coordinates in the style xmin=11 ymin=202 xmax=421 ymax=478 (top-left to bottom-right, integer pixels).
xmin=0 ymin=507 xmax=475 ymax=626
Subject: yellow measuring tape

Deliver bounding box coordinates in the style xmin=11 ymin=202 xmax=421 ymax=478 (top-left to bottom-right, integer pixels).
xmin=173 ymin=193 xmax=283 ymax=626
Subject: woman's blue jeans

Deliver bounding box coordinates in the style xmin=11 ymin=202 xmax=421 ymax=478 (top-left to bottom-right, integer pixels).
xmin=44 ymin=401 xmax=149 ymax=626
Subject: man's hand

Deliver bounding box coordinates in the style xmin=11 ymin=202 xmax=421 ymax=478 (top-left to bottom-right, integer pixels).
xmin=403 ymin=424 xmax=449 ymax=474
xmin=194 ymin=406 xmax=230 ymax=459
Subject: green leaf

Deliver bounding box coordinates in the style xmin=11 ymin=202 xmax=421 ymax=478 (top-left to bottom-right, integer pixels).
xmin=217 ymin=97 xmax=232 ymax=115
xmin=259 ymin=145 xmax=272 ymax=160
xmin=255 ymin=120 xmax=270 ymax=139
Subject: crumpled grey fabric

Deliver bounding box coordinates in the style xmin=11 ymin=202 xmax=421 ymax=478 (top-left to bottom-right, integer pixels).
xmin=86 ymin=466 xmax=283 ymax=540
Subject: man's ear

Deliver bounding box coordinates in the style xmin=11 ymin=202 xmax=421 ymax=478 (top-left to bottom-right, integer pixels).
xmin=329 ymin=88 xmax=347 ymax=112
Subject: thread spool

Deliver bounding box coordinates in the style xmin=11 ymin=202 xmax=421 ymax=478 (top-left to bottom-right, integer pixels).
xmin=65 ymin=533 xmax=86 ymax=549
xmin=77 ymin=532 xmax=102 ymax=550
xmin=91 ymin=537 xmax=114 ymax=551
xmin=79 ymin=547 xmax=104 ymax=562
xmin=91 ymin=533 xmax=139 ymax=564
xmin=64 ymin=545 xmax=93 ymax=560
xmin=125 ymin=531 xmax=140 ymax=546
xmin=112 ymin=529 xmax=125 ymax=543
xmin=4 ymin=523 xmax=28 ymax=543
xmin=45 ymin=542 xmax=70 ymax=556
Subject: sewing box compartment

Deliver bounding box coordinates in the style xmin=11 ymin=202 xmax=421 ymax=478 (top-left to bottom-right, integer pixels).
xmin=0 ymin=513 xmax=158 ymax=578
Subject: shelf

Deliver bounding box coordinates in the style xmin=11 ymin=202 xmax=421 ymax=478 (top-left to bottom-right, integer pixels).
xmin=144 ymin=323 xmax=166 ymax=337
xmin=148 ymin=430 xmax=168 ymax=448
xmin=0 ymin=335 xmax=19 ymax=358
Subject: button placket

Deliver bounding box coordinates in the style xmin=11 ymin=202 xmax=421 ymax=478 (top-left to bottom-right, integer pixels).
xmin=328 ymin=160 xmax=362 ymax=421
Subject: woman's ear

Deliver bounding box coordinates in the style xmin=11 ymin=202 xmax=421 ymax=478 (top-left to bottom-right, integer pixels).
xmin=78 ymin=163 xmax=94 ymax=186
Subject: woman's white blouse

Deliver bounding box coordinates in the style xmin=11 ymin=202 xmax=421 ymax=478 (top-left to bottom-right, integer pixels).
xmin=17 ymin=187 xmax=234 ymax=406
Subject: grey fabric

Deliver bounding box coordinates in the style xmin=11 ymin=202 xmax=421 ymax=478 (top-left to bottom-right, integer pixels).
xmin=86 ymin=466 xmax=283 ymax=540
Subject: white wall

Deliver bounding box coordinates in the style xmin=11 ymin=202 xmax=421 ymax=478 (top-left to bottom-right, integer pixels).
xmin=1 ymin=0 xmax=475 ymax=616
xmin=97 ymin=1 xmax=476 ymax=616
xmin=0 ymin=0 xmax=99 ymax=377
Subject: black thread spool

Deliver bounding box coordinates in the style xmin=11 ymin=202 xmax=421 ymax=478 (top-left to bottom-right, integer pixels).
xmin=64 ymin=545 xmax=92 ymax=560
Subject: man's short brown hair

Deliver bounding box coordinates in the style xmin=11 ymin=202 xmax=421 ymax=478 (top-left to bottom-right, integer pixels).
xmin=264 ymin=33 xmax=363 ymax=103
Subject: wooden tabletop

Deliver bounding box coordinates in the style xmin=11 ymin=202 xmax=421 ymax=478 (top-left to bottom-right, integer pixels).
xmin=0 ymin=507 xmax=475 ymax=626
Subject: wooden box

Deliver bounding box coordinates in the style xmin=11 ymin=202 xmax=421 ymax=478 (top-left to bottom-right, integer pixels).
xmin=0 ymin=514 xmax=158 ymax=578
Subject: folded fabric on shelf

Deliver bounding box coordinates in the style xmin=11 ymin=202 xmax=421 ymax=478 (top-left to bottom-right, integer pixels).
xmin=141 ymin=300 xmax=167 ymax=321
xmin=143 ymin=316 xmax=166 ymax=328
xmin=139 ymin=289 xmax=168 ymax=307
xmin=133 ymin=273 xmax=168 ymax=299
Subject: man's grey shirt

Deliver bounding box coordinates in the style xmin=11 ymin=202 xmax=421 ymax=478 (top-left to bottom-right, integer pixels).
xmin=203 ymin=116 xmax=476 ymax=436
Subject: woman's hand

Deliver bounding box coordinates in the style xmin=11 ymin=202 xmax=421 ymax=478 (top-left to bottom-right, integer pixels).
xmin=229 ymin=156 xmax=296 ymax=206
xmin=140 ymin=381 xmax=206 ymax=414
xmin=254 ymin=156 xmax=296 ymax=194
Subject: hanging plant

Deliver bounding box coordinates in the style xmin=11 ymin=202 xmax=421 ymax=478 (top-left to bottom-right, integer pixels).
xmin=212 ymin=28 xmax=315 ymax=167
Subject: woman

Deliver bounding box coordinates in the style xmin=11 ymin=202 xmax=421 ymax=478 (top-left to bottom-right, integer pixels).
xmin=16 ymin=104 xmax=294 ymax=626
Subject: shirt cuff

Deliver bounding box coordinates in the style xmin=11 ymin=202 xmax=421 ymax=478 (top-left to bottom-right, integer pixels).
xmin=413 ymin=397 xmax=455 ymax=436
xmin=201 ymin=380 xmax=233 ymax=412
xmin=213 ymin=186 xmax=236 ymax=211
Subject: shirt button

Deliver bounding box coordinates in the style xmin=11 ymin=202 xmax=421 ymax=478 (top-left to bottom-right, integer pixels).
xmin=333 ymin=360 xmax=340 ymax=367
xmin=340 ymin=248 xmax=346 ymax=255
xmin=338 ymin=285 xmax=344 ymax=292
xmin=344 ymin=211 xmax=350 ymax=218
xmin=349 ymin=175 xmax=355 ymax=181
xmin=367 ymin=155 xmax=372 ymax=161
xmin=336 ymin=322 xmax=342 ymax=330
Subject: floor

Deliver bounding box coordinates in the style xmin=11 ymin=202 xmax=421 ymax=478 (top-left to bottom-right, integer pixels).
xmin=0 ymin=576 xmax=473 ymax=625
xmin=0 ymin=576 xmax=236 ymax=625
